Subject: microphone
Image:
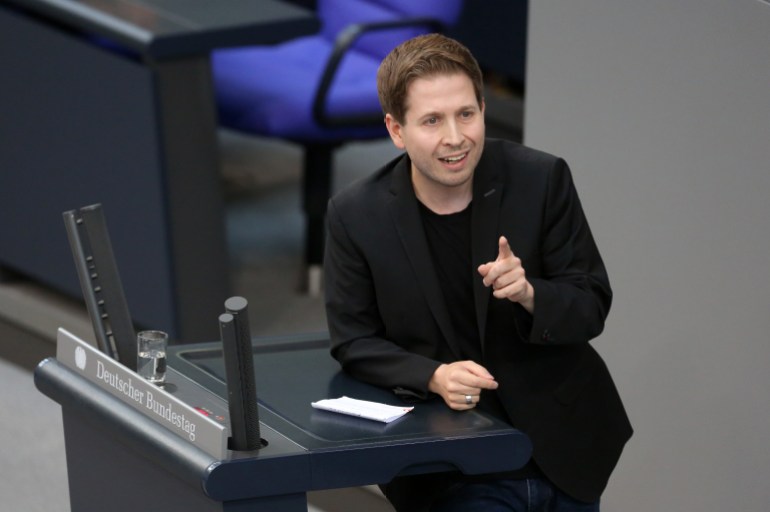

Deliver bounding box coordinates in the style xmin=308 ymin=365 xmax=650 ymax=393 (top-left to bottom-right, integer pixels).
xmin=219 ymin=297 xmax=261 ymax=450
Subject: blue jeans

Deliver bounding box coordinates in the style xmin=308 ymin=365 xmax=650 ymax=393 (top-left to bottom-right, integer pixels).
xmin=429 ymin=478 xmax=600 ymax=512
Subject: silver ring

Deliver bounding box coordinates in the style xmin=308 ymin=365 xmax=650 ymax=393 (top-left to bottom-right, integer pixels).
xmin=465 ymin=395 xmax=473 ymax=405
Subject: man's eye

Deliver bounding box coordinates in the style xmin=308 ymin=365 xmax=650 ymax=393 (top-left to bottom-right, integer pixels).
xmin=425 ymin=117 xmax=438 ymax=125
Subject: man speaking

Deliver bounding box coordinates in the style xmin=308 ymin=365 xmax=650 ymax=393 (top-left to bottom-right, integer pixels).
xmin=324 ymin=34 xmax=632 ymax=512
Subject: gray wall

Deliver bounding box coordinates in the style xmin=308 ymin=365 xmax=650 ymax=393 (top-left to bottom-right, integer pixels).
xmin=524 ymin=1 xmax=770 ymax=510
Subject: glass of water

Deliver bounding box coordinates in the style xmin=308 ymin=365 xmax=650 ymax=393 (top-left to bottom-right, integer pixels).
xmin=137 ymin=330 xmax=168 ymax=384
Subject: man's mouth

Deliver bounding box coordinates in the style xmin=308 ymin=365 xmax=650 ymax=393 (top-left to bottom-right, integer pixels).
xmin=439 ymin=152 xmax=468 ymax=164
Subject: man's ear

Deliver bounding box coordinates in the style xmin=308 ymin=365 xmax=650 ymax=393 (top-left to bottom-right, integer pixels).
xmin=384 ymin=113 xmax=406 ymax=150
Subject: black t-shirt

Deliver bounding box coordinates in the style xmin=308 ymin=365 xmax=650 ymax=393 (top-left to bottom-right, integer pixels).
xmin=418 ymin=201 xmax=480 ymax=362
xmin=418 ymin=200 xmax=542 ymax=481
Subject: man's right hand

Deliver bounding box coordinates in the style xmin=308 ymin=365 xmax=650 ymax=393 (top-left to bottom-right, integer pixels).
xmin=429 ymin=361 xmax=499 ymax=410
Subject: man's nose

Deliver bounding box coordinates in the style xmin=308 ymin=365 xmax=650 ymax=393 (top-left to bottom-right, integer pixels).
xmin=442 ymin=119 xmax=464 ymax=146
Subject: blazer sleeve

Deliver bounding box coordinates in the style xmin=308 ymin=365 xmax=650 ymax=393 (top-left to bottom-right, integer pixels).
xmin=525 ymin=158 xmax=613 ymax=345
xmin=324 ymin=198 xmax=441 ymax=399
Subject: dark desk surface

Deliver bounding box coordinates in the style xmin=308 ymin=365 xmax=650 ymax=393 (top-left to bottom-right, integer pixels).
xmin=6 ymin=0 xmax=319 ymax=57
xmin=167 ymin=335 xmax=532 ymax=498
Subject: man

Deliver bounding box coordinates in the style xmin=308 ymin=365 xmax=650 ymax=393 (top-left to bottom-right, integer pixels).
xmin=324 ymin=34 xmax=632 ymax=512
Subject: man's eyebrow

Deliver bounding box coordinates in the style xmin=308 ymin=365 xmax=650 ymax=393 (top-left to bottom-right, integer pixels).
xmin=417 ymin=111 xmax=442 ymax=120
xmin=416 ymin=105 xmax=478 ymax=119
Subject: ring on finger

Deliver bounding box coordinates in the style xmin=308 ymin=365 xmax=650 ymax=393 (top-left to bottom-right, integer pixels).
xmin=465 ymin=394 xmax=473 ymax=405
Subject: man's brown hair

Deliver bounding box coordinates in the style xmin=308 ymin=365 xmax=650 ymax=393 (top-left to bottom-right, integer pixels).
xmin=377 ymin=33 xmax=484 ymax=124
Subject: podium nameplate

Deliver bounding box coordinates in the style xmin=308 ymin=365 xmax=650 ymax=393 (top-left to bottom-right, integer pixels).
xmin=56 ymin=328 xmax=228 ymax=458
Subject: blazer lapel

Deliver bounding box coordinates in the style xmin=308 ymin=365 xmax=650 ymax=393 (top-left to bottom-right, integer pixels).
xmin=471 ymin=148 xmax=504 ymax=351
xmin=387 ymin=157 xmax=463 ymax=360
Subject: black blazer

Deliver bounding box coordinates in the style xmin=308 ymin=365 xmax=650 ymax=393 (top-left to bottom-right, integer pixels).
xmin=324 ymin=139 xmax=632 ymax=507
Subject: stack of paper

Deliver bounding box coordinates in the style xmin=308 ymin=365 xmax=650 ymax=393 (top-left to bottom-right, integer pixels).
xmin=312 ymin=396 xmax=414 ymax=423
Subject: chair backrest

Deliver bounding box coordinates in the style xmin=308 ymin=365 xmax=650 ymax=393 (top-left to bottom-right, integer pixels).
xmin=318 ymin=0 xmax=463 ymax=59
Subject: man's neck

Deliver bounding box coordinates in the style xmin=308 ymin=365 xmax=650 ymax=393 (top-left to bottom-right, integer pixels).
xmin=411 ymin=173 xmax=473 ymax=215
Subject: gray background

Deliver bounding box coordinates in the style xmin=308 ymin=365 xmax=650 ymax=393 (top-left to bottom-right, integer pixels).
xmin=525 ymin=1 xmax=770 ymax=510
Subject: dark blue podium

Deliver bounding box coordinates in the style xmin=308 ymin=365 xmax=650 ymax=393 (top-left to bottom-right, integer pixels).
xmin=35 ymin=333 xmax=532 ymax=511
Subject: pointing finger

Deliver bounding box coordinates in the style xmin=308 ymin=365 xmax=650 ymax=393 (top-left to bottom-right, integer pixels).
xmin=497 ymin=236 xmax=514 ymax=260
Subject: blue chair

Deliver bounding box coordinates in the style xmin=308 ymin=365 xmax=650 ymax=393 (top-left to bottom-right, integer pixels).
xmin=212 ymin=0 xmax=463 ymax=293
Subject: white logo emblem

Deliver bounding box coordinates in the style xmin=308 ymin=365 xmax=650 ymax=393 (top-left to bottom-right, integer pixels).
xmin=75 ymin=346 xmax=87 ymax=370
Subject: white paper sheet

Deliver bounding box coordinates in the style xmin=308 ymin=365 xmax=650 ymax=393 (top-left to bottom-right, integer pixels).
xmin=311 ymin=396 xmax=414 ymax=423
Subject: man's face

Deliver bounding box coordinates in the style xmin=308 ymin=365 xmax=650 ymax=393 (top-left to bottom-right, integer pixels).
xmin=385 ymin=73 xmax=485 ymax=199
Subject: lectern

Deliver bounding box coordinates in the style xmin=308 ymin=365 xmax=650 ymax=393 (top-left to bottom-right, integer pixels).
xmin=36 ymin=331 xmax=532 ymax=512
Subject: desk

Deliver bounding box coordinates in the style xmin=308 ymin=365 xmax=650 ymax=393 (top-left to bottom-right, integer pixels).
xmin=0 ymin=1 xmax=317 ymax=341
xmin=35 ymin=334 xmax=532 ymax=511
